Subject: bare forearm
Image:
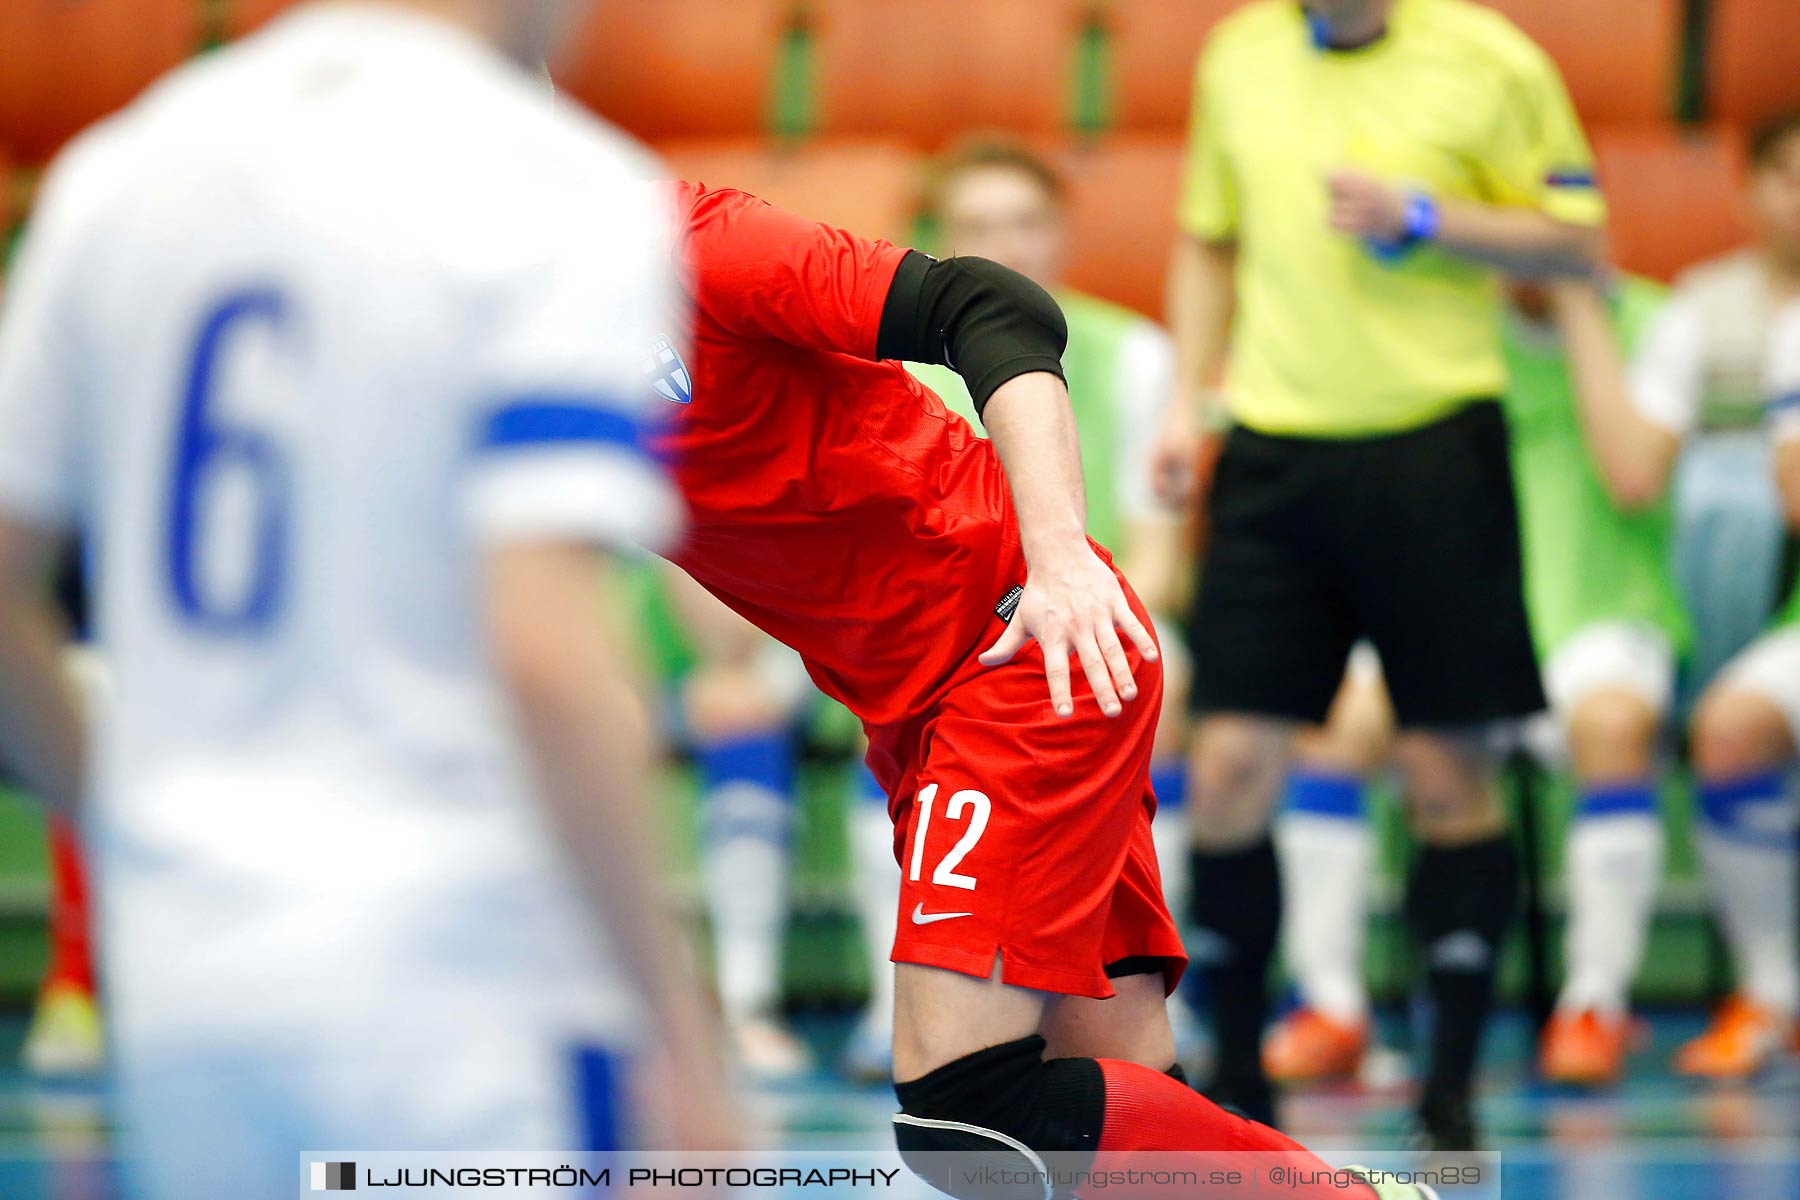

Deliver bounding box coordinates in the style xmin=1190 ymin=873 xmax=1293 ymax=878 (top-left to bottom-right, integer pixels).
xmin=1551 ymin=280 xmax=1679 ymax=509
xmin=978 ymin=373 xmax=1160 ymax=717
xmin=0 ymin=524 xmax=83 ymax=817
xmin=0 ymin=600 xmax=82 ymax=816
xmin=982 ymin=371 xmax=1090 ymax=564
xmin=489 ymin=550 xmax=718 ymax=1052
xmin=1436 ymin=203 xmax=1602 ymax=277
xmin=1166 ymin=236 xmax=1236 ymax=424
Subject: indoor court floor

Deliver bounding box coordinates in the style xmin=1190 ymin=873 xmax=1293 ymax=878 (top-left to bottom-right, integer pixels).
xmin=0 ymin=1010 xmax=1794 ymax=1199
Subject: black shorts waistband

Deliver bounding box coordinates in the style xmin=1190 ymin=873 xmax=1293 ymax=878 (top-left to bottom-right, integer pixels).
xmin=1230 ymin=398 xmax=1503 ymax=449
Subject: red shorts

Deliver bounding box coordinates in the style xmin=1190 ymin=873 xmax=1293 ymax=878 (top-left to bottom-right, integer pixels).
xmin=864 ymin=573 xmax=1187 ymax=1000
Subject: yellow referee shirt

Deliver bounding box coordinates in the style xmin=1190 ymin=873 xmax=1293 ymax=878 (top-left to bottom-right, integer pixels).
xmin=1181 ymin=0 xmax=1605 ymax=436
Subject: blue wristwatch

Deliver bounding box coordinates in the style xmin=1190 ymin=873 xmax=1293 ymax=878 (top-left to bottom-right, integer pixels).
xmin=1367 ymin=191 xmax=1441 ymax=262
xmin=1401 ymin=191 xmax=1442 ymax=243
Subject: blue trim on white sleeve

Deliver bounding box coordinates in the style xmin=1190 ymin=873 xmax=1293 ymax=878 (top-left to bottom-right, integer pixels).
xmin=477 ymin=398 xmax=648 ymax=455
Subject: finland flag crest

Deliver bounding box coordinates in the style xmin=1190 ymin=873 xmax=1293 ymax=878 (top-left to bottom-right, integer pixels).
xmin=648 ymin=336 xmax=693 ymax=405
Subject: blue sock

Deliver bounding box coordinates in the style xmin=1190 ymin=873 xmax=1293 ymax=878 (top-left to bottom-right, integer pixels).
xmin=1578 ymin=780 xmax=1659 ymax=819
xmin=1698 ymin=772 xmax=1795 ymax=849
xmin=1151 ymin=760 xmax=1188 ymax=812
xmin=698 ymin=730 xmax=796 ymax=844
xmin=1283 ymin=768 xmax=1366 ymax=819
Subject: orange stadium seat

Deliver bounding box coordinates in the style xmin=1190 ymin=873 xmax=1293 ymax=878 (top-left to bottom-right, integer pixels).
xmin=0 ymin=148 xmax=13 ymax=291
xmin=812 ymin=0 xmax=1087 ymax=146
xmin=1709 ymin=0 xmax=1800 ymax=128
xmin=0 ymin=0 xmax=201 ymax=163
xmin=1106 ymin=0 xmax=1242 ymax=131
xmin=660 ymin=139 xmax=921 ymax=242
xmin=556 ymin=0 xmax=794 ymax=142
xmin=0 ymin=144 xmax=12 ymax=227
xmin=1593 ymin=125 xmax=1751 ymax=283
xmin=1108 ymin=0 xmax=1678 ymax=131
xmin=1484 ymin=0 xmax=1680 ymax=125
xmin=1054 ymin=135 xmax=1187 ymax=319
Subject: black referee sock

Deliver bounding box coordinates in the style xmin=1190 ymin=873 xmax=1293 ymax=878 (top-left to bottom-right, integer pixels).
xmin=1406 ymin=835 xmax=1519 ymax=1105
xmin=1187 ymin=839 xmax=1281 ymax=1094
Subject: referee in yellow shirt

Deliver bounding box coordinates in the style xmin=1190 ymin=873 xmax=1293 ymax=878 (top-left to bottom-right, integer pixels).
xmin=1151 ymin=0 xmax=1605 ymax=1149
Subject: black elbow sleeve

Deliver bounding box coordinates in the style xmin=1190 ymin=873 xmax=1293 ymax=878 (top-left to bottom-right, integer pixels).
xmin=877 ymin=251 xmax=1068 ymax=417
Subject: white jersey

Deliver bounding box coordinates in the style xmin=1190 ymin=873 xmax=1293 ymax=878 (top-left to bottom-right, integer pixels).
xmin=0 ymin=1 xmax=673 ymax=1075
xmin=1628 ymin=259 xmax=1800 ymax=681
xmin=1771 ymin=303 xmax=1800 ymax=446
xmin=1629 ymin=253 xmax=1799 ymax=437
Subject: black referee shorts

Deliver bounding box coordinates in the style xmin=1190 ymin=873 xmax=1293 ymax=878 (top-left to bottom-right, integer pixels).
xmin=1188 ymin=401 xmax=1545 ymax=728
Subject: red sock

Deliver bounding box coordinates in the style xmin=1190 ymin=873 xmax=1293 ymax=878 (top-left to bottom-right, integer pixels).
xmin=1092 ymin=1059 xmax=1373 ymax=1200
xmin=41 ymin=819 xmax=95 ymax=996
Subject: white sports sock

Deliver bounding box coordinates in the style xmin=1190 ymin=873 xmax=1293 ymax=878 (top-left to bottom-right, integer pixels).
xmin=703 ymin=781 xmax=793 ymax=1027
xmin=1559 ymin=796 xmax=1664 ymax=1015
xmin=849 ymin=789 xmax=900 ymax=1033
xmin=1276 ymin=810 xmax=1375 ymax=1025
xmin=1698 ymin=774 xmax=1800 ymax=1017
xmin=1151 ymin=807 xmax=1190 ymax=919
xmin=1148 ymin=759 xmax=1190 ymax=916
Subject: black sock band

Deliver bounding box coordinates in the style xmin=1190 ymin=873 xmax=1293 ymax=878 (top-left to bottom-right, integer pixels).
xmin=1406 ymin=835 xmax=1519 ymax=1101
xmin=1187 ymin=839 xmax=1281 ymax=1083
xmin=894 ymin=1035 xmax=1104 ymax=1154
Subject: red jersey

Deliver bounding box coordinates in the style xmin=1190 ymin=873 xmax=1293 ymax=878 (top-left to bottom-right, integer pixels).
xmin=656 ymin=183 xmax=1028 ymax=729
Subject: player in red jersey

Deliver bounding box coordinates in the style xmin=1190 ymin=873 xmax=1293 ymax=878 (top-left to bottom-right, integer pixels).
xmin=651 ymin=184 xmax=1424 ymax=1199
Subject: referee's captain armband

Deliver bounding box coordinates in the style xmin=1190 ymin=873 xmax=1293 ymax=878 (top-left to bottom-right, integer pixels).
xmin=1472 ymin=45 xmax=1606 ymax=230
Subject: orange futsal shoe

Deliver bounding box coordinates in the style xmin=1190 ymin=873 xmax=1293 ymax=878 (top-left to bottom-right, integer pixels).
xmin=1539 ymin=1009 xmax=1630 ymax=1086
xmin=1263 ymin=1007 xmax=1367 ymax=1083
xmin=1673 ymin=995 xmax=1799 ymax=1080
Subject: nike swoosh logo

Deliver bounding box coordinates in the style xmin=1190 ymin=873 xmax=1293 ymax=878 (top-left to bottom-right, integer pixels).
xmin=911 ymin=903 xmax=973 ymax=925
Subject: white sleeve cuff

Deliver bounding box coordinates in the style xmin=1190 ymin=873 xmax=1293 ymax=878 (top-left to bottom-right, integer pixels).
xmin=465 ymin=446 xmax=683 ymax=554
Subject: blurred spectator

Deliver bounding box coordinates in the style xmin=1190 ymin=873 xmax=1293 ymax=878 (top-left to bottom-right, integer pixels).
xmin=1265 ymin=646 xmax=1390 ymax=1084
xmin=14 ymin=548 xmax=103 ymax=1078
xmin=1509 ymin=275 xmax=1689 ymax=1087
xmin=1584 ymin=111 xmax=1800 ymax=1079
xmin=651 ymin=564 xmax=818 ymax=1079
xmin=1628 ymin=114 xmax=1800 ymax=687
xmin=20 ymin=817 xmax=100 ymax=1077
xmin=1152 ymin=0 xmax=1604 ymax=1146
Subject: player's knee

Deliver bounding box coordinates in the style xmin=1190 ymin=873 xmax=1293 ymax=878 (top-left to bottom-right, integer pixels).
xmin=1396 ymin=733 xmax=1501 ymax=843
xmin=1297 ymin=712 xmax=1390 ymax=778
xmin=1313 ymin=672 xmax=1396 ymax=774
xmin=1566 ymin=688 xmax=1659 ymax=782
xmin=1691 ymin=687 xmax=1792 ymax=782
xmin=683 ymin=665 xmax=788 ymax=739
xmin=892 ymin=1036 xmax=1100 ymax=1200
xmin=1188 ymin=719 xmax=1285 ymax=846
